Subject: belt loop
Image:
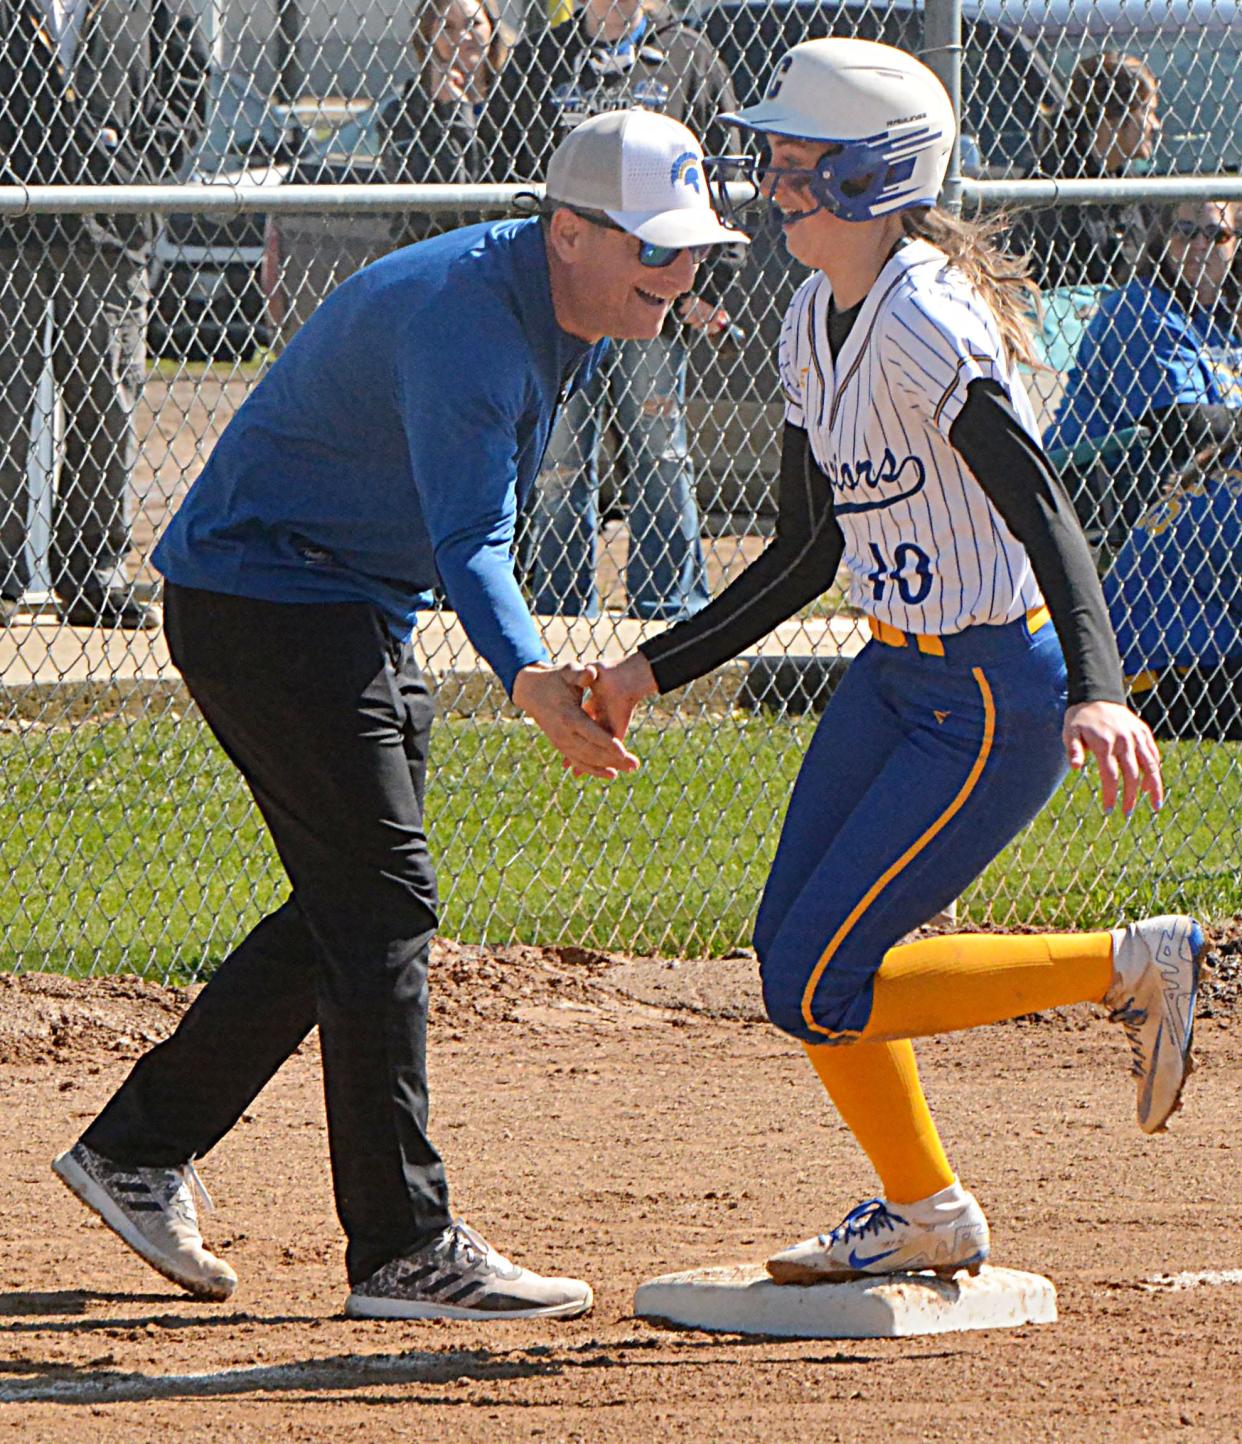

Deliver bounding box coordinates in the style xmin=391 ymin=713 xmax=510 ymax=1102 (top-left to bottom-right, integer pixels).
xmin=869 ymin=617 xmax=908 ymax=648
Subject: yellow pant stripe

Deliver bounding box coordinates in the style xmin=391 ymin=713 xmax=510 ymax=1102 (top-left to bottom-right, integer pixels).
xmin=799 ymin=665 xmax=997 ymax=1040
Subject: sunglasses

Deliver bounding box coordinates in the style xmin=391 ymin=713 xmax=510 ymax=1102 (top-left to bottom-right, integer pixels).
xmin=1168 ymin=219 xmax=1237 ymax=246
xmin=562 ymin=207 xmax=711 ymax=268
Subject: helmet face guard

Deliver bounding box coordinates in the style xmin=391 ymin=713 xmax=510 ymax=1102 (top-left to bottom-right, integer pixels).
xmin=706 ymin=125 xmax=943 ymax=234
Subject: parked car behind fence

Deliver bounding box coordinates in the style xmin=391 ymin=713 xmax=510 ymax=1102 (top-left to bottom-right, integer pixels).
xmin=149 ymin=74 xmax=298 ymax=362
xmin=262 ymin=98 xmax=401 ymax=342
xmin=150 ymin=78 xmax=368 ymax=362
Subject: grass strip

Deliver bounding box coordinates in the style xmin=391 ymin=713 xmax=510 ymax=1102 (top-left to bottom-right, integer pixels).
xmin=2 ymin=716 xmax=1237 ymax=982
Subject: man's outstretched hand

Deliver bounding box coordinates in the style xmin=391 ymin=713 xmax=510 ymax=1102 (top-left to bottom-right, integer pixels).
xmin=512 ymin=662 xmax=640 ymax=780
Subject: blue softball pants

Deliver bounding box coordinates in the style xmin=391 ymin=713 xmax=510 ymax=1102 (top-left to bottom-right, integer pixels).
xmin=755 ymin=615 xmax=1071 ymax=1045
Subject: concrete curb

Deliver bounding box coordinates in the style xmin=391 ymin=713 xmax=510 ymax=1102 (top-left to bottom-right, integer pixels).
xmin=3 ymin=655 xmax=854 ymax=725
xmin=0 ymin=614 xmax=865 ymax=722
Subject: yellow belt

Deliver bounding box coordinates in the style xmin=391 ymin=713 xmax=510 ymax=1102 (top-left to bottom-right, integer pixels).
xmin=867 ymin=604 xmax=1051 ymax=657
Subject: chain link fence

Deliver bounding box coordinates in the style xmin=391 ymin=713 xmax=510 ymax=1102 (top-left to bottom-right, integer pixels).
xmin=2 ymin=0 xmax=1241 ymax=977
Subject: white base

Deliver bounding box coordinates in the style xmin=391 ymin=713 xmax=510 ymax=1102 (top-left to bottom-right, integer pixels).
xmin=634 ymin=1263 xmax=1057 ymax=1339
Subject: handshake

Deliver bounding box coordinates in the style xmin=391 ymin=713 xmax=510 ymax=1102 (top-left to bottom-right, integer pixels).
xmin=510 ymin=653 xmax=660 ymax=780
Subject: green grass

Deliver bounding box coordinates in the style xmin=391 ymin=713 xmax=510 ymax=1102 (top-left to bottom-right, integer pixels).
xmin=2 ymin=714 xmax=1239 ymax=983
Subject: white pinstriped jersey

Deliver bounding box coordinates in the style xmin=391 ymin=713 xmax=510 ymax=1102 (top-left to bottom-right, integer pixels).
xmin=779 ymin=238 xmax=1045 ymax=635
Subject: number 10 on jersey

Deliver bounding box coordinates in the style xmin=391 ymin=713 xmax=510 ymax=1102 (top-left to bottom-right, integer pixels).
xmin=867 ymin=541 xmax=934 ymax=606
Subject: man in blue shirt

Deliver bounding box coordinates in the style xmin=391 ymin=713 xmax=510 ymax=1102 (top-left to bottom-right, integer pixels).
xmin=51 ymin=109 xmax=744 ymax=1322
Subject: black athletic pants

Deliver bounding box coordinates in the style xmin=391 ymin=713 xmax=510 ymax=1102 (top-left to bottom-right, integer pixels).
xmin=83 ymin=583 xmax=452 ymax=1283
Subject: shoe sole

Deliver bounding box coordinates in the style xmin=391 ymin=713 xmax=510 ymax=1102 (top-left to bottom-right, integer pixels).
xmin=51 ymin=1151 xmax=236 ymax=1302
xmin=344 ymin=1288 xmax=594 ymax=1321
xmin=1141 ymin=921 xmax=1206 ymax=1135
xmin=766 ymin=1250 xmax=989 ymax=1286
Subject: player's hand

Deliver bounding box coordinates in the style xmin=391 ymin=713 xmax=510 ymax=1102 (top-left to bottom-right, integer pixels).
xmin=677 ymin=295 xmax=731 ymax=336
xmin=1063 ymin=700 xmax=1164 ymax=816
xmin=586 ymin=652 xmax=659 ymax=741
xmin=512 ymin=662 xmax=640 ymax=781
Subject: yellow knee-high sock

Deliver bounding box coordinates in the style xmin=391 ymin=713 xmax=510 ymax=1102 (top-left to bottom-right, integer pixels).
xmin=862 ymin=931 xmax=1115 ymax=1044
xmin=804 ymin=1039 xmax=955 ymax=1205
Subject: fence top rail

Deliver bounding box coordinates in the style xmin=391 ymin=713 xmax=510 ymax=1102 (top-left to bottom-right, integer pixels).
xmin=0 ymin=183 xmax=538 ymax=215
xmin=1 ymin=175 xmax=1242 ymax=216
xmin=966 ymin=176 xmax=1242 ymax=206
xmin=7 ymin=173 xmax=1242 ymax=215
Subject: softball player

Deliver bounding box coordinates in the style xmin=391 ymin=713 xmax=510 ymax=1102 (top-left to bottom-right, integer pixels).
xmin=592 ymin=39 xmax=1204 ymax=1281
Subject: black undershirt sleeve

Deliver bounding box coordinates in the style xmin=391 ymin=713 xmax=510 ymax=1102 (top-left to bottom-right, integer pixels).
xmin=950 ymin=377 xmax=1125 ymax=705
xmin=639 ymin=423 xmax=844 ymax=694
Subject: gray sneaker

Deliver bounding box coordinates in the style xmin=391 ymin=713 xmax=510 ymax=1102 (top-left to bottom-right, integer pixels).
xmin=345 ymin=1220 xmax=593 ymax=1321
xmin=52 ymin=1141 xmax=237 ymax=1301
xmin=1106 ymin=915 xmax=1205 ymax=1134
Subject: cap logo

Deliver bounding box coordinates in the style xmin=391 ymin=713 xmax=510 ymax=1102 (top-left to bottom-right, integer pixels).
xmin=670 ymin=151 xmax=701 ymax=194
xmin=766 ymin=54 xmax=793 ymax=99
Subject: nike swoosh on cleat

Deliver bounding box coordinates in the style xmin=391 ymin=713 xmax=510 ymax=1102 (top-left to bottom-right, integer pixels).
xmin=847 ymin=1246 xmax=901 ymax=1270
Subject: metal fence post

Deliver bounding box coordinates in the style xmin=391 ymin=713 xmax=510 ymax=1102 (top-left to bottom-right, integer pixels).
xmin=922 ymin=0 xmax=963 ymax=929
xmin=21 ymin=301 xmax=59 ymax=611
xmin=923 ymin=0 xmax=963 ymax=215
xmin=275 ymin=0 xmax=304 ymax=103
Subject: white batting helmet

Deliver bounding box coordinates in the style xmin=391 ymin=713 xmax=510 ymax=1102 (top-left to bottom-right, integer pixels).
xmin=720 ymin=37 xmax=956 ymax=221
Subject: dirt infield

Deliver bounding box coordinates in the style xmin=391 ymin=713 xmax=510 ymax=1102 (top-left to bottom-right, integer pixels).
xmin=2 ymin=943 xmax=1240 ymax=1442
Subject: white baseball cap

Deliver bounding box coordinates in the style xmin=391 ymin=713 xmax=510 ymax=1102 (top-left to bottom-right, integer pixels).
xmin=545 ymin=109 xmax=747 ymax=249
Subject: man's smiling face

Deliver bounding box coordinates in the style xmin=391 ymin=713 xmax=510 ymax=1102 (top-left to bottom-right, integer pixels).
xmin=556 ymin=210 xmax=702 ymax=341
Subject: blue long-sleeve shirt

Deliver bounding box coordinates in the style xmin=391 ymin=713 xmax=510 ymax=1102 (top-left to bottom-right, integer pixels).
xmin=1045 ymin=278 xmax=1242 ymax=676
xmin=1045 ymin=279 xmax=1242 ymax=451
xmin=153 ymin=218 xmax=606 ymax=694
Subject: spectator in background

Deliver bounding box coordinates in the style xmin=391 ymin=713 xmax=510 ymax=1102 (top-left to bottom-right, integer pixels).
xmin=1017 ymin=52 xmax=1161 ymax=290
xmin=486 ymin=0 xmax=740 ymax=619
xmin=0 ymin=0 xmax=208 ymax=628
xmin=1047 ymin=198 xmax=1242 ymax=736
xmin=1048 ymin=198 xmax=1242 ymax=538
xmin=378 ymin=0 xmax=514 ymax=249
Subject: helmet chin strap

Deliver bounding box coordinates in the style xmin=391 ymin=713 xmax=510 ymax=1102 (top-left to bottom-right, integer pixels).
xmin=769 ymin=191 xmax=832 ymax=225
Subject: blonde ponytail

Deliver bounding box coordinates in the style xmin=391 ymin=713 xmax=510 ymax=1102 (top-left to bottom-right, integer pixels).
xmin=901 ymin=208 xmax=1043 ymax=371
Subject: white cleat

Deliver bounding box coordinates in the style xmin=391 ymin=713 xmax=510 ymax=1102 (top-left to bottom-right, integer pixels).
xmin=52 ymin=1141 xmax=237 ymax=1301
xmin=766 ymin=1190 xmax=990 ymax=1285
xmin=1107 ymin=915 xmax=1205 ymax=1134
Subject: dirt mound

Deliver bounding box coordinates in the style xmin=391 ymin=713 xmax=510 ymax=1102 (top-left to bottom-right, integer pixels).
xmin=602 ymin=952 xmax=765 ymax=1020
xmin=1202 ymin=919 xmax=1242 ymax=1017
xmin=0 ymin=972 xmax=188 ymax=1066
xmin=2 ymin=919 xmax=1234 ymax=1070
xmin=0 ymin=944 xmax=632 ymax=1067
xmin=428 ymin=940 xmax=623 ymax=1026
